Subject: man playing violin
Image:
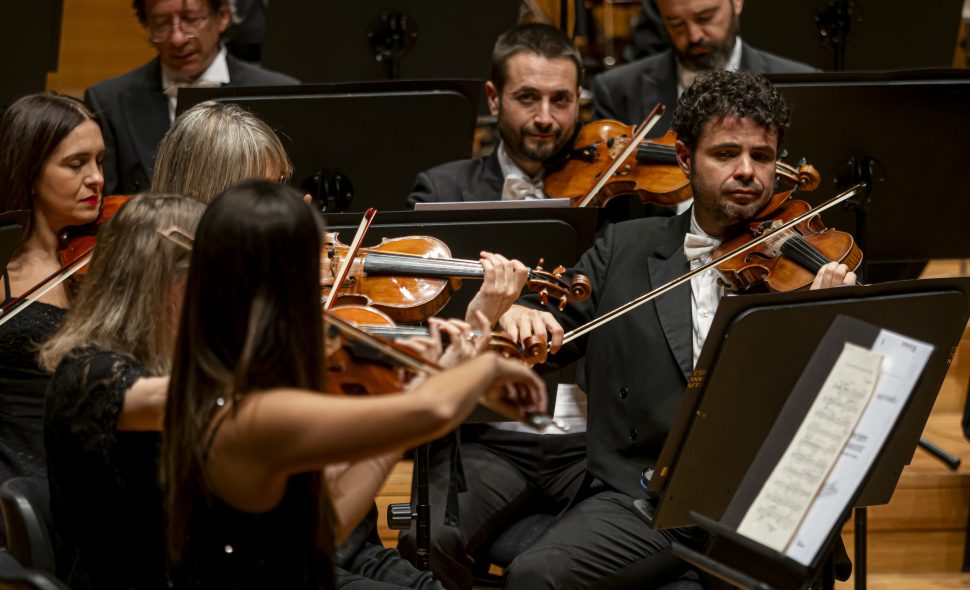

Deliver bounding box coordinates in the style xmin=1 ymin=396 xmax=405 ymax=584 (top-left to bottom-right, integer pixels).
xmin=399 ymin=23 xmax=591 ymax=590
xmin=496 ymin=70 xmax=854 ymax=589
xmin=406 ymin=23 xmax=582 ymax=206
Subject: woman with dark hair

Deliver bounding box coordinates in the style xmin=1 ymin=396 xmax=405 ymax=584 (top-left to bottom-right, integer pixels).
xmin=39 ymin=194 xmax=204 ymax=589
xmin=162 ymin=181 xmax=546 ymax=589
xmin=0 ymin=93 xmax=104 ymax=493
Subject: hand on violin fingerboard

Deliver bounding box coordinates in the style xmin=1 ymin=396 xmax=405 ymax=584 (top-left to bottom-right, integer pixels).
xmin=810 ymin=261 xmax=858 ymax=290
xmin=498 ymin=304 xmax=564 ymax=354
xmin=394 ymin=314 xmax=491 ymax=370
xmin=464 ymin=252 xmax=530 ymax=326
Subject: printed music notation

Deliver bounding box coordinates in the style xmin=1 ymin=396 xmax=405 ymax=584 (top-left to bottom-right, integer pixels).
xmin=736 ymin=342 xmax=883 ymax=552
xmin=786 ymin=330 xmax=933 ymax=565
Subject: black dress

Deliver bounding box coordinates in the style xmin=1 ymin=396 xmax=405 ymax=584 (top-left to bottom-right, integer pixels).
xmin=174 ymin=471 xmax=336 ymax=590
xmin=0 ymin=298 xmax=66 ymax=486
xmin=44 ymin=348 xmax=167 ymax=590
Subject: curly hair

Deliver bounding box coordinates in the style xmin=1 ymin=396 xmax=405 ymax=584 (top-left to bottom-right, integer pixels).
xmin=671 ymin=70 xmax=790 ymax=151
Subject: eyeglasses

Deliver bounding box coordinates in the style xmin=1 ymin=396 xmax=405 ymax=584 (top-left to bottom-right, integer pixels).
xmin=147 ymin=13 xmax=211 ymax=43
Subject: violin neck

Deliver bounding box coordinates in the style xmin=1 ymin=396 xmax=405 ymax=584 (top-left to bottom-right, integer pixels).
xmin=363 ymin=252 xmax=486 ymax=280
xmin=779 ymin=234 xmax=830 ymax=273
xmin=635 ymin=142 xmax=678 ymax=165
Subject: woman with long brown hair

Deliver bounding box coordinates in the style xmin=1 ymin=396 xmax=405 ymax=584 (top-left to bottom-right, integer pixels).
xmin=39 ymin=194 xmax=204 ymax=589
xmin=0 ymin=93 xmax=104 ymax=501
xmin=162 ymin=181 xmax=545 ymax=589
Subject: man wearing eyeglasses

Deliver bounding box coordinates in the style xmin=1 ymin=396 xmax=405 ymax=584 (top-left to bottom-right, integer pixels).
xmin=85 ymin=0 xmax=298 ymax=196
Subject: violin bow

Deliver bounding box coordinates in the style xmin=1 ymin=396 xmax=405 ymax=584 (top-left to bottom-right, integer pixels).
xmin=574 ymin=103 xmax=666 ymax=208
xmin=323 ymin=208 xmax=376 ymax=311
xmin=0 ymin=247 xmax=93 ymax=329
xmin=561 ymin=183 xmax=868 ymax=345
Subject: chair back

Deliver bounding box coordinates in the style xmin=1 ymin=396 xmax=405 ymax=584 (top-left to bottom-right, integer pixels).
xmin=0 ymin=479 xmax=55 ymax=574
xmin=0 ymin=551 xmax=68 ymax=590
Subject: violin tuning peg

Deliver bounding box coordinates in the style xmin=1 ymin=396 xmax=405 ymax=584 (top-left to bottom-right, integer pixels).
xmin=552 ymin=265 xmax=566 ymax=276
xmin=558 ymin=295 xmax=568 ymax=310
xmin=535 ymin=258 xmax=545 ymax=271
xmin=539 ymin=289 xmax=549 ymax=306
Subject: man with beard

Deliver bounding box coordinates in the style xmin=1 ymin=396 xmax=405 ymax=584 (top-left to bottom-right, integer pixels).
xmin=592 ymin=0 xmax=816 ymax=134
xmin=399 ymin=24 xmax=591 ymax=590
xmin=496 ymin=70 xmax=853 ymax=588
xmin=406 ymin=23 xmax=581 ymax=207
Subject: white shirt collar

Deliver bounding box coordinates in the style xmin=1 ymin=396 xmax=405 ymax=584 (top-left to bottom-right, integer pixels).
xmin=676 ymin=37 xmax=744 ymax=97
xmin=161 ymin=45 xmax=230 ymax=122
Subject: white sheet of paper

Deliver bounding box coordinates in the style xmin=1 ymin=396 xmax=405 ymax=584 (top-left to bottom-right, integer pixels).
xmin=786 ymin=329 xmax=934 ymax=565
xmin=736 ymin=342 xmax=883 ymax=552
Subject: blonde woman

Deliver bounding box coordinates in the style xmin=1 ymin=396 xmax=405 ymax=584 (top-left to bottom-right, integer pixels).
xmin=40 ymin=194 xmax=205 ymax=589
xmin=151 ymin=100 xmax=292 ymax=203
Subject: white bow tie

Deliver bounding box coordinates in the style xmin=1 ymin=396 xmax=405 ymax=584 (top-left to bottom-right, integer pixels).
xmin=683 ymin=232 xmax=719 ymax=264
xmin=502 ymin=175 xmax=544 ymax=201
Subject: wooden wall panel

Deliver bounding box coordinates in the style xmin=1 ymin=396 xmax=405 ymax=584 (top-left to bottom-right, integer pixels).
xmin=47 ymin=0 xmax=156 ymax=98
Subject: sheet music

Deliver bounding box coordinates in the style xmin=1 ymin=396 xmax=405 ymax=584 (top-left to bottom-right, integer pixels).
xmin=786 ymin=329 xmax=933 ymax=565
xmin=736 ymin=342 xmax=883 ymax=552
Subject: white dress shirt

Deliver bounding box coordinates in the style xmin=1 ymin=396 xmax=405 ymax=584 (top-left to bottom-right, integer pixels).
xmin=161 ymin=45 xmax=231 ymax=122
xmin=684 ymin=210 xmax=725 ymax=367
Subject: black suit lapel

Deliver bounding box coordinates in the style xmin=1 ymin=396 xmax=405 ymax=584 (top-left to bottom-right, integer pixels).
xmin=225 ymin=54 xmax=246 ymax=85
xmin=639 ymin=51 xmax=678 ymax=131
xmin=648 ymin=211 xmax=693 ymax=379
xmin=739 ymin=41 xmax=765 ymax=71
xmin=461 ymin=151 xmax=505 ymax=201
xmin=120 ymin=59 xmax=170 ymax=186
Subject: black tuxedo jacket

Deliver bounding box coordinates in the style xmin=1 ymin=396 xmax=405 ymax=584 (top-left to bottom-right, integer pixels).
xmin=591 ymin=42 xmax=818 ymax=134
xmin=405 ymin=151 xmax=503 ymax=207
xmin=519 ymin=210 xmax=694 ymax=498
xmin=85 ymin=55 xmax=298 ymax=196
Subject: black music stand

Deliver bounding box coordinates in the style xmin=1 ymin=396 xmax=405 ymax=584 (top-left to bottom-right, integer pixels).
xmin=0 ymin=0 xmax=63 ymax=109
xmin=766 ymin=70 xmax=970 ymax=281
xmin=641 ymin=277 xmax=970 ymax=589
xmin=326 ymin=207 xmax=599 ymax=570
xmin=261 ymin=0 xmax=519 ymax=83
xmin=178 ymin=80 xmax=479 ymax=213
xmin=0 ymin=211 xmax=29 ymax=277
xmin=741 ymin=0 xmax=963 ymax=71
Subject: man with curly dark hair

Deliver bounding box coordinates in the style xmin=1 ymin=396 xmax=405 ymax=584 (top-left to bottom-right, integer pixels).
xmin=494 ymin=70 xmax=853 ymax=589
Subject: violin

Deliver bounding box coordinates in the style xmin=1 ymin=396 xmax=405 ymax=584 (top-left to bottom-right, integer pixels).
xmin=321 ymin=232 xmax=592 ymax=323
xmin=58 ymin=195 xmax=133 ymax=273
xmin=321 ymin=310 xmax=560 ymax=430
xmin=544 ymin=119 xmax=821 ymax=208
xmin=328 ymin=304 xmax=548 ymax=366
xmin=0 ymin=195 xmax=132 ymax=328
xmin=714 ymin=198 xmax=863 ymax=293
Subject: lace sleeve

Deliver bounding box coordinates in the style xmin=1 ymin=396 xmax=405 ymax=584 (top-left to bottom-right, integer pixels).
xmin=44 ymin=349 xmax=144 ymax=464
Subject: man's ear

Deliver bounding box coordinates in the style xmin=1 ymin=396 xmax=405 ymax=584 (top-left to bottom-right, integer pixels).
xmin=485 ymin=81 xmax=500 ymax=118
xmin=216 ymin=3 xmax=231 ymax=34
xmin=675 ymin=139 xmax=692 ymax=177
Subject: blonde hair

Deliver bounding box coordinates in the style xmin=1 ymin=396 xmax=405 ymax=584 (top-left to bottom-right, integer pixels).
xmin=39 ymin=194 xmax=206 ymax=375
xmin=151 ymin=101 xmax=292 ymax=204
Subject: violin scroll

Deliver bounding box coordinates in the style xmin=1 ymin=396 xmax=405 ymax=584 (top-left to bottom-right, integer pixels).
xmin=528 ymin=259 xmax=592 ymax=310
